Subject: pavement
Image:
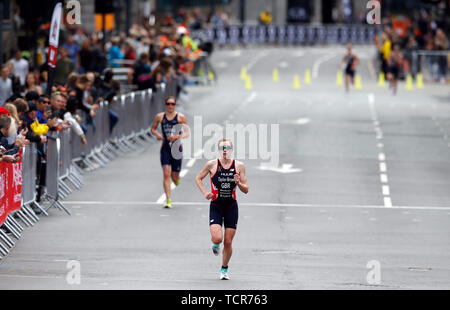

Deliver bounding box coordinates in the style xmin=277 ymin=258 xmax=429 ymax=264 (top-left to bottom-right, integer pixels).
xmin=0 ymin=45 xmax=449 ymax=290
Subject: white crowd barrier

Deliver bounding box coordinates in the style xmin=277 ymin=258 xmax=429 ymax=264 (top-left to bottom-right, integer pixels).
xmin=0 ymin=80 xmax=178 ymax=260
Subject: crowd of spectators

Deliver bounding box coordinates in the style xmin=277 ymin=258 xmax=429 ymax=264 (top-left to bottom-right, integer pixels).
xmin=0 ymin=10 xmax=221 ymax=212
xmin=373 ymin=7 xmax=449 ymax=83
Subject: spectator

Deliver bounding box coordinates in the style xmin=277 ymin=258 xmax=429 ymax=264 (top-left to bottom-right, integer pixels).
xmin=11 ymin=97 xmax=29 ymax=118
xmin=109 ymin=37 xmax=124 ymax=68
xmin=434 ymin=29 xmax=449 ymax=84
xmin=66 ymin=72 xmax=79 ymax=90
xmin=64 ymin=96 xmax=87 ymax=146
xmin=259 ymin=8 xmax=273 ymax=25
xmin=10 ymin=49 xmax=29 ymax=86
xmin=124 ymin=40 xmax=137 ymax=67
xmin=62 ymin=35 xmax=80 ymax=69
xmin=133 ymin=52 xmax=152 ymax=89
xmin=39 ymin=70 xmax=48 ymax=93
xmin=49 ymin=92 xmax=66 ymax=119
xmin=0 ymin=109 xmax=26 ymax=156
xmin=23 ymin=72 xmax=43 ymax=96
xmin=21 ymin=101 xmax=52 ymax=138
xmin=36 ymin=95 xmax=51 ymax=124
xmin=6 ymin=60 xmax=21 ymax=95
xmin=3 ymin=103 xmax=23 ymax=145
xmin=79 ymin=39 xmax=93 ymax=73
xmin=0 ymin=65 xmax=13 ymax=105
xmin=90 ymin=36 xmax=107 ymax=73
xmin=54 ymin=47 xmax=75 ymax=85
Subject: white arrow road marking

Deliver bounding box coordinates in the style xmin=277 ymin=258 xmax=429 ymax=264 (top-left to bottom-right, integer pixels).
xmin=258 ymin=163 xmax=302 ymax=174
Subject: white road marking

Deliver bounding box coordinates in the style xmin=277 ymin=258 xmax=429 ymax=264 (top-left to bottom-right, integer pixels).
xmin=186 ymin=158 xmax=196 ymax=168
xmin=217 ymin=62 xmax=228 ymax=68
xmin=229 ymin=50 xmax=242 ymax=57
xmin=246 ymin=51 xmax=267 ymax=71
xmin=384 ymin=197 xmax=393 ymax=208
xmin=295 ymin=118 xmax=311 ymax=125
xmin=382 ymin=185 xmax=390 ymax=196
xmin=378 ymin=153 xmax=386 ymax=161
xmin=380 ymin=174 xmax=388 ymax=183
xmin=63 ymin=201 xmax=450 ymax=211
xmin=156 ymin=194 xmax=166 ymax=204
xmin=380 ymin=162 xmax=387 ymax=173
xmin=293 ymin=51 xmax=305 ymax=57
xmin=312 ymin=53 xmax=337 ymax=79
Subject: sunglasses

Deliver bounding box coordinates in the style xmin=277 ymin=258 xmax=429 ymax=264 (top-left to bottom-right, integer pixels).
xmin=166 ymin=102 xmax=176 ymax=106
xmin=219 ymin=145 xmax=232 ymax=151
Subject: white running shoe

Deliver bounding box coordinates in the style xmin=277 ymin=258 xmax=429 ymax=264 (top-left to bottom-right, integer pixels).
xmin=212 ymin=244 xmax=220 ymax=256
xmin=220 ymin=268 xmax=230 ymax=280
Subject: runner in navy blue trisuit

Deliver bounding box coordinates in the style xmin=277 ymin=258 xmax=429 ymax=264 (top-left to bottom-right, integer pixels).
xmin=341 ymin=44 xmax=360 ymax=93
xmin=151 ymin=96 xmax=189 ymax=208
xmin=195 ymin=139 xmax=249 ymax=280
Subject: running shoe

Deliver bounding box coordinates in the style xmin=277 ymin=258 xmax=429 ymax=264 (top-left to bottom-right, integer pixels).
xmin=212 ymin=244 xmax=220 ymax=256
xmin=220 ymin=268 xmax=230 ymax=280
xmin=164 ymin=198 xmax=172 ymax=209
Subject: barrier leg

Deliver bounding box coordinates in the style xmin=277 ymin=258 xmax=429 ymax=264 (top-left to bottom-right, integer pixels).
xmin=71 ymin=162 xmax=84 ymax=176
xmin=104 ymin=142 xmax=121 ymax=157
xmin=6 ymin=216 xmax=23 ymax=233
xmin=139 ymin=129 xmax=155 ymax=143
xmin=120 ymin=137 xmax=137 ymax=151
xmin=55 ymin=201 xmax=71 ymax=216
xmin=88 ymin=152 xmax=106 ymax=168
xmin=59 ymin=180 xmax=73 ymax=195
xmin=66 ymin=175 xmax=81 ymax=190
xmin=69 ymin=167 xmax=84 ymax=186
xmin=82 ymin=157 xmax=97 ymax=170
xmin=22 ymin=205 xmax=39 ymax=223
xmin=95 ymin=149 xmax=110 ymax=165
xmin=3 ymin=222 xmax=21 ymax=239
xmin=17 ymin=210 xmax=33 ymax=227
xmin=31 ymin=201 xmax=49 ymax=217
xmin=0 ymin=242 xmax=8 ymax=256
xmin=57 ymin=185 xmax=69 ymax=199
xmin=0 ymin=229 xmax=15 ymax=248
xmin=45 ymin=195 xmax=71 ymax=215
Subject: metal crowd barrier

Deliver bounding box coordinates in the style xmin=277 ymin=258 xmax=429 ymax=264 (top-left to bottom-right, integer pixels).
xmin=192 ymin=52 xmax=217 ymax=85
xmin=195 ymin=24 xmax=381 ymax=46
xmin=0 ymin=80 xmax=178 ymax=260
xmin=411 ymin=50 xmax=450 ymax=80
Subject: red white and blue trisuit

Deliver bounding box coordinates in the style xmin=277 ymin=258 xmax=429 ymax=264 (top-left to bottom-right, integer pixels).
xmin=209 ymin=159 xmax=238 ymax=229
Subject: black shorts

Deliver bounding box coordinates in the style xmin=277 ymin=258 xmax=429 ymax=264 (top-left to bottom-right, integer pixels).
xmin=160 ymin=145 xmax=182 ymax=172
xmin=209 ymin=201 xmax=238 ymax=229
xmin=345 ymin=67 xmax=355 ymax=78
xmin=389 ymin=66 xmax=399 ymax=79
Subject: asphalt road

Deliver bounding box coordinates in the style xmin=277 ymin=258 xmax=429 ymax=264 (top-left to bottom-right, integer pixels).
xmin=1 ymin=45 xmax=449 ymax=290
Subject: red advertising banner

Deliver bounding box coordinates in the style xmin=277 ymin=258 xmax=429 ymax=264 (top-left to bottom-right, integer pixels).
xmin=0 ymin=150 xmax=23 ymax=226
